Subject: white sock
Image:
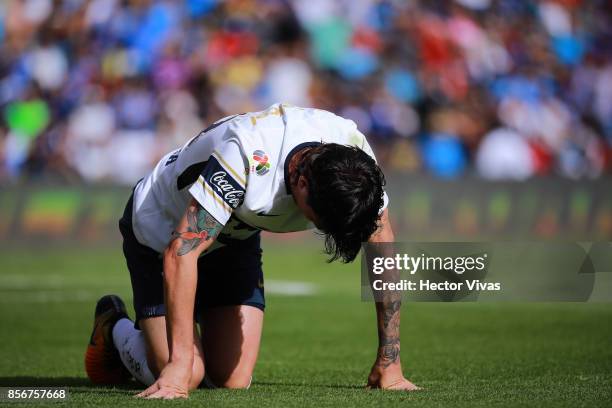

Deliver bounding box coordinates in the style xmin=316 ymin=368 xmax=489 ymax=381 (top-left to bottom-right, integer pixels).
xmin=112 ymin=318 xmax=156 ymax=386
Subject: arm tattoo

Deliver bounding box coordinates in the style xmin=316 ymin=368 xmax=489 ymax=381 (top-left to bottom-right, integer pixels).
xmin=376 ymin=299 xmax=401 ymax=368
xmin=170 ymin=204 xmax=222 ymax=256
xmin=366 ymin=242 xmax=403 ymax=368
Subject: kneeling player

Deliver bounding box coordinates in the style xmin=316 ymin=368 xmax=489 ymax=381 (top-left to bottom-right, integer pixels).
xmin=84 ymin=104 xmax=420 ymax=398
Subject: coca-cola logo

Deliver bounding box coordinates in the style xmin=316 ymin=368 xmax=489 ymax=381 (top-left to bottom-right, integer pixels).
xmin=210 ymin=171 xmax=244 ymax=208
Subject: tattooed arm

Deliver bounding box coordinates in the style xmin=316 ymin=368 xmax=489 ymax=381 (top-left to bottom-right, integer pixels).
xmin=366 ymin=209 xmax=420 ymax=391
xmin=164 ymin=198 xmax=221 ymax=360
xmin=143 ymin=198 xmax=222 ymax=399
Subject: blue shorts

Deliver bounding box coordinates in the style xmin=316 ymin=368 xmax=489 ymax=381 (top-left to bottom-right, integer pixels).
xmin=118 ymin=194 xmax=265 ymax=328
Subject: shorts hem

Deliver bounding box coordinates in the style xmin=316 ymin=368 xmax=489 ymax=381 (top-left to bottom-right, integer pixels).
xmin=134 ymin=304 xmax=166 ymax=329
xmin=242 ymin=301 xmax=265 ymax=312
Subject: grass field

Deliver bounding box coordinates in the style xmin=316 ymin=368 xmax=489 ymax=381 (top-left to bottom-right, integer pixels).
xmin=1 ymin=240 xmax=611 ymax=407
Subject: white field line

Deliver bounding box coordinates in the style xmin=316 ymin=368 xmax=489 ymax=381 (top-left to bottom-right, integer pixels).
xmin=0 ymin=290 xmax=97 ymax=303
xmin=264 ymin=280 xmax=318 ymax=296
xmin=0 ymin=276 xmax=318 ymax=303
xmin=0 ymin=274 xmax=71 ymax=289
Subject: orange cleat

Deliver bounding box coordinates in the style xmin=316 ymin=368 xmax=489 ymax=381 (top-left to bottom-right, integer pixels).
xmin=84 ymin=295 xmax=132 ymax=384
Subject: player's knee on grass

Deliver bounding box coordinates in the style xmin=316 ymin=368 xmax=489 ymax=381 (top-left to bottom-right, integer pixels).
xmin=215 ymin=373 xmax=252 ymax=389
xmin=199 ymin=305 xmax=263 ymax=390
xmin=140 ymin=316 xmax=205 ymax=389
xmin=145 ymin=343 xmax=205 ymax=389
xmin=191 ymin=344 xmax=206 ymax=389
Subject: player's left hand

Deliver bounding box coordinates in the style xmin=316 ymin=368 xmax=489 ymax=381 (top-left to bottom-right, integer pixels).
xmin=366 ymin=361 xmax=421 ymax=391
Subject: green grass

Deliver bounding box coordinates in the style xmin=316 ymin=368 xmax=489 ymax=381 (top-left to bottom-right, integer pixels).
xmin=0 ymin=240 xmax=611 ymax=407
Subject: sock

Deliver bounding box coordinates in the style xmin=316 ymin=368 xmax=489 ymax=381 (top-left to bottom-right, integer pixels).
xmin=112 ymin=318 xmax=156 ymax=386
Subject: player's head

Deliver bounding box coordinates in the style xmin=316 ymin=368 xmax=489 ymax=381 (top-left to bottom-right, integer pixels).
xmin=292 ymin=143 xmax=386 ymax=263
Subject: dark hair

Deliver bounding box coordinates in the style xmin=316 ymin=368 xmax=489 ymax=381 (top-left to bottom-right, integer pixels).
xmin=300 ymin=143 xmax=386 ymax=263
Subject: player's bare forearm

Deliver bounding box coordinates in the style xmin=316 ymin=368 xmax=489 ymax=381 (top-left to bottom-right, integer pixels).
xmin=367 ymin=209 xmax=401 ymax=366
xmin=366 ymin=210 xmax=419 ymax=390
xmin=162 ymin=254 xmax=197 ymax=367
xmin=138 ymin=199 xmax=221 ymax=399
xmin=163 ymin=200 xmax=221 ymax=363
xmin=374 ymin=298 xmax=401 ymax=367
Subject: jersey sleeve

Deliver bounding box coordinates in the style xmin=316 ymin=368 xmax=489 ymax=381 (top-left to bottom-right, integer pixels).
xmin=340 ymin=118 xmax=390 ymax=213
xmin=188 ymin=140 xmax=247 ymax=226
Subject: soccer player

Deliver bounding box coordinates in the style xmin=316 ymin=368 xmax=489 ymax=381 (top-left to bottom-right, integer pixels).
xmin=84 ymin=104 xmax=419 ymax=398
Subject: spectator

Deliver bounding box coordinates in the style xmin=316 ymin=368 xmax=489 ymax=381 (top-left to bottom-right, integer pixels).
xmin=0 ymin=0 xmax=610 ymax=184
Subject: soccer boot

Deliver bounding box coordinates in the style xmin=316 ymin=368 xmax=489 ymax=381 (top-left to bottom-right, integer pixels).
xmin=84 ymin=295 xmax=131 ymax=384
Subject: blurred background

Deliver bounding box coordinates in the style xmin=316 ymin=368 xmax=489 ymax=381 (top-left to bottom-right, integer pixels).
xmin=1 ymin=0 xmax=611 ymax=242
xmin=2 ymin=3 xmax=612 ymax=401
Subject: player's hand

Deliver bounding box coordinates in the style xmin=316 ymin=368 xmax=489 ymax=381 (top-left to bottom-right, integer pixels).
xmin=136 ymin=361 xmax=191 ymax=399
xmin=366 ymin=361 xmax=421 ymax=391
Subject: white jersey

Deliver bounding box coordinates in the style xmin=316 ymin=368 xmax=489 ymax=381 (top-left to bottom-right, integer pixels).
xmin=131 ymin=104 xmax=389 ymax=254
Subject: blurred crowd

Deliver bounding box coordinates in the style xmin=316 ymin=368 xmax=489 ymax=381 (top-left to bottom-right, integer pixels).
xmin=1 ymin=0 xmax=611 ymax=184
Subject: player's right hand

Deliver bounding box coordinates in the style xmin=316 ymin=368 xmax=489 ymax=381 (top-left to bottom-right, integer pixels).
xmin=136 ymin=361 xmax=191 ymax=399
xmin=366 ymin=362 xmax=421 ymax=391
